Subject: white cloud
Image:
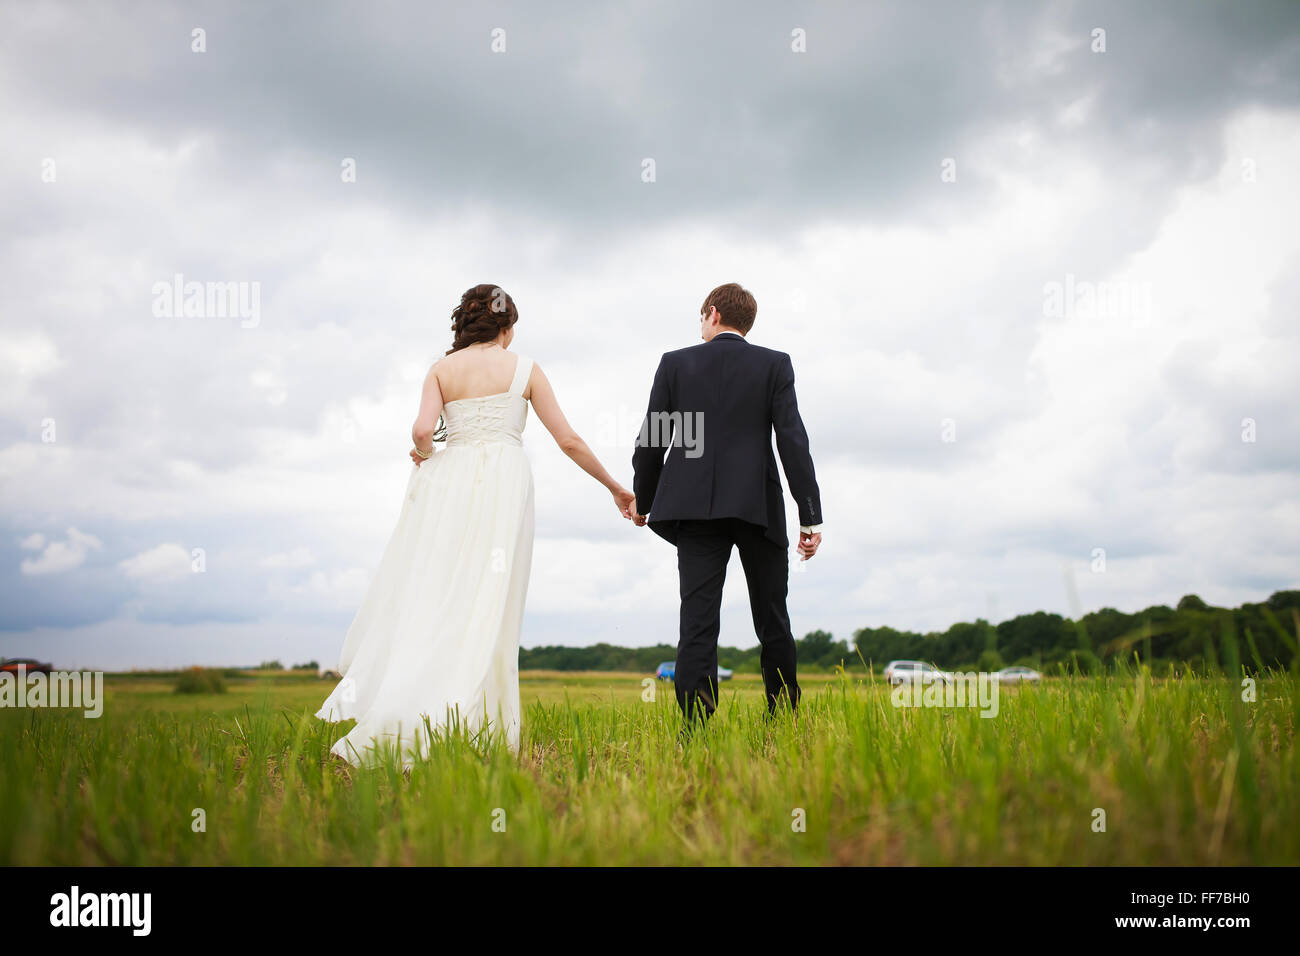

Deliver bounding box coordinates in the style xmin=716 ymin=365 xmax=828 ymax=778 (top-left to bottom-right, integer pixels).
xmin=19 ymin=527 xmax=102 ymax=576
xmin=297 ymin=568 xmax=371 ymax=609
xmin=259 ymin=547 xmax=316 ymax=569
xmin=0 ymin=333 xmax=59 ymax=373
xmin=117 ymin=543 xmax=192 ymax=581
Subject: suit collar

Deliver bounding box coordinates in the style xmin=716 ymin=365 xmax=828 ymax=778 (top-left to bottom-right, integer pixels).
xmin=711 ymin=331 xmax=746 ymax=343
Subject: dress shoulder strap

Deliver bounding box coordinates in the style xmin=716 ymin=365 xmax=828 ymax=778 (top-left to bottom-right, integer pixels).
xmin=508 ymin=354 xmax=534 ymax=397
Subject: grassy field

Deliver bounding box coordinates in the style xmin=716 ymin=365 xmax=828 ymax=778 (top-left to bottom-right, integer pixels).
xmin=1 ymin=667 xmax=1295 ymax=865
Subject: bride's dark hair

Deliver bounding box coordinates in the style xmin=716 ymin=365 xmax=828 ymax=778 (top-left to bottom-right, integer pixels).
xmin=446 ymin=284 xmax=518 ymax=354
xmin=432 ymin=284 xmax=520 ymax=443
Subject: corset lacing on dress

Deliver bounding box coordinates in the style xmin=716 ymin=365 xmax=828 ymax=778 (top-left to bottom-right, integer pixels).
xmin=442 ymin=394 xmax=526 ymax=484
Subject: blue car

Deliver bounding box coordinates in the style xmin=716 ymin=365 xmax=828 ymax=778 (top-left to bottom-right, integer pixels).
xmin=655 ymin=661 xmax=732 ymax=681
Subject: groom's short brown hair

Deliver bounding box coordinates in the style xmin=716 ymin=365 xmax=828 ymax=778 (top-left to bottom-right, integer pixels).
xmin=701 ymin=283 xmax=757 ymax=334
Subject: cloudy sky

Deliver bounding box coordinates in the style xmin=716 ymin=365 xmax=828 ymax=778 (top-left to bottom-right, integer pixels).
xmin=2 ymin=0 xmax=1298 ymax=670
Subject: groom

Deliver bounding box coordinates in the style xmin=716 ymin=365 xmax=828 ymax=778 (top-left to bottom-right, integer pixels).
xmin=630 ymin=283 xmax=823 ymax=728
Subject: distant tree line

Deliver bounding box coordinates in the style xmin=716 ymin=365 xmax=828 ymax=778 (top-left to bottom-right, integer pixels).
xmin=518 ymin=591 xmax=1300 ymax=676
xmin=250 ymin=661 xmax=319 ymax=671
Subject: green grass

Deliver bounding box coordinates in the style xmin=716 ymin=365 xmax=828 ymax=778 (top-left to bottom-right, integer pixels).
xmin=1 ymin=668 xmax=1295 ymax=865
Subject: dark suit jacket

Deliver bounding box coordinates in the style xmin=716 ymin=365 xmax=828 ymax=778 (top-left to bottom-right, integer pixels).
xmin=632 ymin=332 xmax=822 ymax=548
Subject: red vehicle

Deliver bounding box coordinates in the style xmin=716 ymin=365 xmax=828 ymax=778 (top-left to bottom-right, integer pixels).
xmin=0 ymin=658 xmax=53 ymax=675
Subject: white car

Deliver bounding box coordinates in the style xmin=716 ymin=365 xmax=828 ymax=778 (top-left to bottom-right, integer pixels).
xmin=883 ymin=660 xmax=953 ymax=686
xmin=992 ymin=666 xmax=1042 ymax=684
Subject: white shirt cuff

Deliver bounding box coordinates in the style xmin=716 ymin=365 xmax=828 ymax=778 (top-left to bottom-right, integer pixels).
xmin=800 ymin=524 xmax=822 ymax=534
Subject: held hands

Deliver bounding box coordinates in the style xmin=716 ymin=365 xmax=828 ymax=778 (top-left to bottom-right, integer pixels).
xmin=618 ymin=486 xmax=648 ymax=526
xmin=613 ymin=486 xmax=636 ymax=520
xmin=797 ymin=530 xmax=822 ymax=561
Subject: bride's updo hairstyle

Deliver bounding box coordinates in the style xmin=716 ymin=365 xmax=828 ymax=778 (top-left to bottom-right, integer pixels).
xmin=446 ymin=284 xmax=519 ymax=354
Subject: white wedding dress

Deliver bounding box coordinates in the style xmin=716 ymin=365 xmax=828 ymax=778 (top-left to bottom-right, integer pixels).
xmin=316 ymin=353 xmax=535 ymax=767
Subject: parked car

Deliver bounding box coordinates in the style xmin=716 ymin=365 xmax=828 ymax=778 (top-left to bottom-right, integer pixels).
xmin=0 ymin=658 xmax=53 ymax=675
xmin=992 ymin=665 xmax=1042 ymax=684
xmin=882 ymin=660 xmax=952 ymax=686
xmin=654 ymin=662 xmax=732 ymax=681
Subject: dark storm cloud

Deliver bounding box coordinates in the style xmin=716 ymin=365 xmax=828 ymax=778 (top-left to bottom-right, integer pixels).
xmin=4 ymin=0 xmax=1298 ymax=237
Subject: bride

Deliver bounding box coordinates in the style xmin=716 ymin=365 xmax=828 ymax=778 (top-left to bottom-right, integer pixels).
xmin=316 ymin=283 xmax=634 ymax=766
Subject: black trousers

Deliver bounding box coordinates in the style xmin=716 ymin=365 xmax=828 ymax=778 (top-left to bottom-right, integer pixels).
xmin=674 ymin=517 xmax=801 ymax=724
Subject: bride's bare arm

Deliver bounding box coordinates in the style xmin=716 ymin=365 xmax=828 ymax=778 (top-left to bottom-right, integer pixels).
xmin=528 ymin=362 xmax=633 ymax=517
xmin=410 ymin=362 xmax=445 ymax=461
